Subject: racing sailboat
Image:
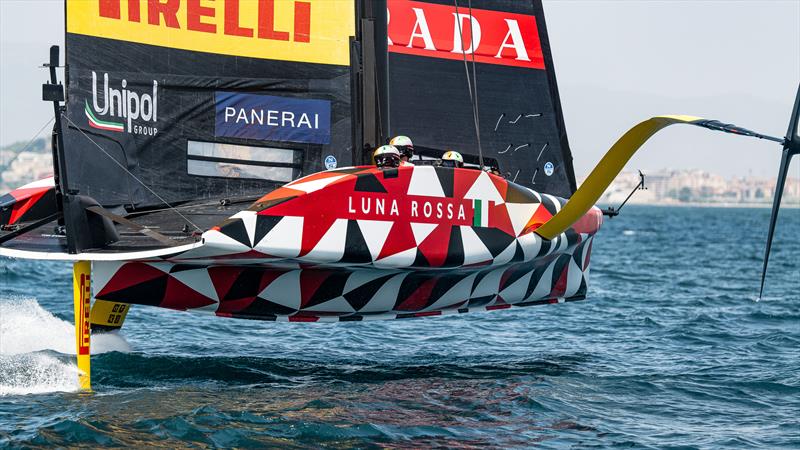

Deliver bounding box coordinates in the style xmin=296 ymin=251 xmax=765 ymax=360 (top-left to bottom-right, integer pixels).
xmin=1 ymin=0 xmax=797 ymax=391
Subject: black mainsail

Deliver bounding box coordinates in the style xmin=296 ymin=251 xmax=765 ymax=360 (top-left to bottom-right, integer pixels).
xmin=59 ymin=0 xmax=576 ymax=211
xmin=9 ymin=0 xmax=580 ymax=253
xmin=61 ymin=0 xmax=357 ymax=209
xmin=385 ymin=0 xmax=577 ymax=197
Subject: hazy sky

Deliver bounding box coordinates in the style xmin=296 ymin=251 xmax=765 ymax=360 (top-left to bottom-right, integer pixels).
xmin=0 ymin=0 xmax=798 ymax=178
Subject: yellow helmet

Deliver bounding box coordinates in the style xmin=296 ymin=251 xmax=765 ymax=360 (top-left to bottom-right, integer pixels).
xmin=440 ymin=150 xmax=464 ymax=168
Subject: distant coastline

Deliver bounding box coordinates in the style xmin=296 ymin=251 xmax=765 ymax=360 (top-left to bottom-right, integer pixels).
xmin=597 ymin=201 xmax=800 ymax=210
xmin=2 ymin=138 xmax=799 ymax=209
xmin=584 ymin=168 xmax=800 ymax=210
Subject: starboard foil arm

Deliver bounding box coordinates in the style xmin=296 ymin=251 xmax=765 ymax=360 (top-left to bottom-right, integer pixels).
xmin=535 ymin=114 xmax=793 ymax=240
xmin=535 ymin=115 xmax=707 ymax=239
xmin=535 ymin=86 xmax=800 ymax=296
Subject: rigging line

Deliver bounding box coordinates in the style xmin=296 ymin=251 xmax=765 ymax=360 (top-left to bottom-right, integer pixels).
xmin=3 ymin=116 xmax=55 ymax=166
xmin=453 ymin=0 xmax=482 ymax=167
xmin=467 ymin=0 xmax=484 ymax=169
xmin=60 ymin=113 xmax=203 ymax=232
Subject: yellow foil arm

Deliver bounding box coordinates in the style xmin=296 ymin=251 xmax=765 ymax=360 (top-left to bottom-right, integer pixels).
xmin=536 ymin=115 xmax=703 ymax=240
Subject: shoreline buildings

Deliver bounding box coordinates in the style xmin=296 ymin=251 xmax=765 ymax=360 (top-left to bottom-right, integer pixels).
xmin=2 ymin=139 xmax=798 ymax=207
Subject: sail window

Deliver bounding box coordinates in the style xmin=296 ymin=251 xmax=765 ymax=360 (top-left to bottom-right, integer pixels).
xmin=187 ymin=141 xmax=302 ymax=182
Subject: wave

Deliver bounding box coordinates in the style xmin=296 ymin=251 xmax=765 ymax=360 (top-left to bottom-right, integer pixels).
xmin=0 ymin=353 xmax=79 ymax=396
xmin=0 ymin=298 xmax=131 ymax=396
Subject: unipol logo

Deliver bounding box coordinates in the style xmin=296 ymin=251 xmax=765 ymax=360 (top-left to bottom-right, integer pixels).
xmin=387 ymin=0 xmax=545 ymax=70
xmin=87 ymin=71 xmax=158 ymax=136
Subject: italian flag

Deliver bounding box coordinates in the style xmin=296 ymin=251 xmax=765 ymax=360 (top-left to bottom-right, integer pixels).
xmin=85 ymin=101 xmax=124 ymax=132
xmin=472 ymin=199 xmax=491 ymax=227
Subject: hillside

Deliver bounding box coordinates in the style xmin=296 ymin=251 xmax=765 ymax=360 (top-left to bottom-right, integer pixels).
xmin=0 ymin=137 xmax=52 ymax=191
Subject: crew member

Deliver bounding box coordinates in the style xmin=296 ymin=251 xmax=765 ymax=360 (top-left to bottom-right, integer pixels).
xmin=439 ymin=150 xmax=464 ymax=168
xmin=373 ymin=145 xmax=402 ymax=169
xmin=389 ymin=135 xmax=414 ymax=166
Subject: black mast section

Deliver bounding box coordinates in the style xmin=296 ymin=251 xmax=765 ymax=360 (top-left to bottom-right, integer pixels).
xmin=42 ymin=45 xmax=78 ymax=252
xmin=356 ymin=0 xmax=389 ymax=163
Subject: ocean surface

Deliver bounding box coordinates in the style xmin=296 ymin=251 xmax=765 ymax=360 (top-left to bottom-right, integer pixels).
xmin=1 ymin=205 xmax=798 ymax=448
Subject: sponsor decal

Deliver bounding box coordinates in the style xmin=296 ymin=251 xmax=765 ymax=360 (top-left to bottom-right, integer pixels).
xmin=346 ymin=194 xmax=469 ymax=224
xmin=387 ymin=0 xmax=545 ymax=69
xmin=544 ymin=161 xmax=554 ymax=176
xmin=324 ymin=155 xmax=337 ymax=169
xmin=78 ymin=273 xmax=91 ymax=355
xmin=67 ymin=0 xmax=354 ymax=66
xmin=215 ymin=92 xmax=331 ymax=145
xmin=89 ymin=71 xmax=158 ymax=135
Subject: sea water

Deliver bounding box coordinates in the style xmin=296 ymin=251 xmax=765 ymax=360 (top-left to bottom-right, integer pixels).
xmin=1 ymin=206 xmax=798 ymax=448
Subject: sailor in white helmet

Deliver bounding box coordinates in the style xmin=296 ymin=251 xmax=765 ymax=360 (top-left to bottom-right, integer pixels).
xmin=439 ymin=150 xmax=464 ymax=168
xmin=373 ymin=145 xmax=402 ymax=169
xmin=389 ymin=135 xmax=414 ymax=166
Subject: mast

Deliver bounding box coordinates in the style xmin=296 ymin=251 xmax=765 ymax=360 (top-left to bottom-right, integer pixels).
xmin=357 ymin=0 xmax=389 ymax=163
xmin=42 ymin=45 xmax=79 ymax=253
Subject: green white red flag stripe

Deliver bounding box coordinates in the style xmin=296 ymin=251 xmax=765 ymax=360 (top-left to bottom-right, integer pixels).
xmin=472 ymin=199 xmax=490 ymax=227
xmin=84 ymin=101 xmax=124 ymax=132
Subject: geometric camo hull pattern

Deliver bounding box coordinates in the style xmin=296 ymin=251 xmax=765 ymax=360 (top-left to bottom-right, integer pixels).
xmin=93 ymin=165 xmax=602 ymax=322
xmin=93 ymin=235 xmax=594 ymax=322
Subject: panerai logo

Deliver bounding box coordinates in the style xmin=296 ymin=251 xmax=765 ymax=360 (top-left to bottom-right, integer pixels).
xmin=215 ymin=92 xmax=331 ymax=145
xmin=86 ymin=71 xmax=158 ymax=136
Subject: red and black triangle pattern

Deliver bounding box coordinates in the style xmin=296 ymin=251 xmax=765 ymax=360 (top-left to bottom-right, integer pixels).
xmin=88 ymin=165 xmax=602 ymax=324
xmin=0 ymin=177 xmax=57 ymax=226
xmin=194 ymin=165 xmax=604 ymax=270
xmin=93 ymin=235 xmax=595 ymax=322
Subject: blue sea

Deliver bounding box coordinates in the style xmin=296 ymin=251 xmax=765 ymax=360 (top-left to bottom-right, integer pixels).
xmin=1 ymin=206 xmax=798 ymax=448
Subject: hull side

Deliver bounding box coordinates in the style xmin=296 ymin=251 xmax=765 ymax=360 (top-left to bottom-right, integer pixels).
xmin=93 ymin=234 xmax=595 ymax=322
